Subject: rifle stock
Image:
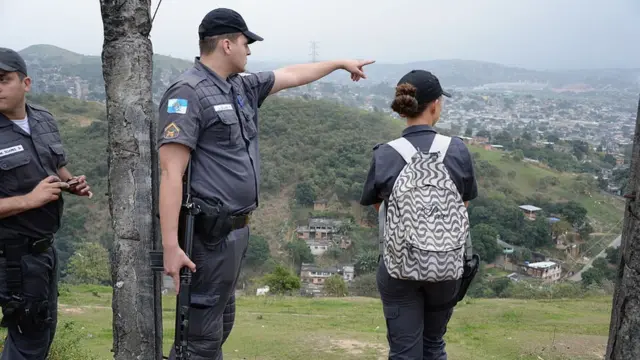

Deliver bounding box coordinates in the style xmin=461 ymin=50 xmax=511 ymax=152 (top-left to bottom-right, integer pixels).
xmin=149 ymin=157 xmax=199 ymax=360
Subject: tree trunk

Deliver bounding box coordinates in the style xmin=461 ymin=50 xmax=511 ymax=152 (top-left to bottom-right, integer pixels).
xmin=100 ymin=1 xmax=162 ymax=359
xmin=606 ymin=95 xmax=640 ymax=359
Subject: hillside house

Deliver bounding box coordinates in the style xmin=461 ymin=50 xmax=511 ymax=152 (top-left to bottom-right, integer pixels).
xmin=472 ymin=136 xmax=489 ymax=144
xmin=296 ymin=218 xmax=343 ymax=240
xmin=313 ymin=200 xmax=328 ymax=211
xmin=306 ymin=239 xmax=332 ymax=256
xmin=483 ymin=144 xmax=504 ymax=151
xmin=300 ymin=263 xmax=355 ymax=285
xmin=520 ymin=261 xmax=562 ymax=282
xmin=519 ymin=205 xmax=542 ymax=220
xmin=335 ymin=235 xmax=352 ymax=250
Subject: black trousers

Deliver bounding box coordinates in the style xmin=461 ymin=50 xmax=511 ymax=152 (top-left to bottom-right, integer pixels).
xmin=168 ymin=226 xmax=249 ymax=360
xmin=377 ymin=260 xmax=459 ymax=360
xmin=0 ymin=245 xmax=59 ymax=360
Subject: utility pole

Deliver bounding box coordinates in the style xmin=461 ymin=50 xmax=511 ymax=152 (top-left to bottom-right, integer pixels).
xmin=606 ymin=95 xmax=640 ymax=360
xmin=99 ymin=0 xmax=162 ymax=359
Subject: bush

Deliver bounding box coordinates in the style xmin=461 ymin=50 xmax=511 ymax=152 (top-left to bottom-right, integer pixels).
xmin=324 ymin=275 xmax=348 ymax=297
xmin=349 ymin=273 xmax=379 ymax=298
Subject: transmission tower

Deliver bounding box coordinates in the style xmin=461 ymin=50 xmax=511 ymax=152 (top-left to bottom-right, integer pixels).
xmin=309 ymin=41 xmax=319 ymax=62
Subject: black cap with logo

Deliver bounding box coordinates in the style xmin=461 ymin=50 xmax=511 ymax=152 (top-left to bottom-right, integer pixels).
xmin=397 ymin=70 xmax=450 ymax=105
xmin=198 ymin=8 xmax=264 ymax=44
xmin=0 ymin=47 xmax=28 ymax=76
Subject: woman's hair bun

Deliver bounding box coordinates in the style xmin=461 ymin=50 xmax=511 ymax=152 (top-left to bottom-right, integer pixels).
xmin=390 ymin=83 xmax=420 ymax=118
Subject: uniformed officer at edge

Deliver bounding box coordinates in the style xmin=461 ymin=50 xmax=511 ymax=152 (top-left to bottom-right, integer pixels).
xmin=157 ymin=8 xmax=374 ymax=360
xmin=0 ymin=47 xmax=92 ymax=359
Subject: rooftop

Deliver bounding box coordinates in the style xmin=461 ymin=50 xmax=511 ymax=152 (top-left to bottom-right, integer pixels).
xmin=519 ymin=205 xmax=542 ymax=212
xmin=526 ymin=261 xmax=557 ymax=269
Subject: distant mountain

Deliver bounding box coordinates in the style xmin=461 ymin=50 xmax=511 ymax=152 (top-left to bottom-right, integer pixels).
xmin=17 ymin=44 xmax=640 ymax=103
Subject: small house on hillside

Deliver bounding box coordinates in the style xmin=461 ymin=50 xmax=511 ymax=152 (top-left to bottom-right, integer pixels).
xmin=306 ymin=239 xmax=332 ymax=256
xmin=296 ymin=217 xmax=343 ymax=240
xmin=520 ymin=261 xmax=562 ymax=282
xmin=313 ymin=199 xmax=328 ymax=211
xmin=300 ymin=263 xmax=355 ymax=285
xmin=519 ymin=205 xmax=542 ymax=220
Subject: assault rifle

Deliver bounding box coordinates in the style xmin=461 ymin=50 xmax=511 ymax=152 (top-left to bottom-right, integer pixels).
xmin=150 ymin=158 xmax=200 ymax=359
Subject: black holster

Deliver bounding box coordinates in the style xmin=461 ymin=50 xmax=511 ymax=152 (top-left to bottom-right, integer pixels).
xmin=191 ymin=196 xmax=233 ymax=247
xmin=427 ymin=254 xmax=481 ymax=312
xmin=0 ymin=237 xmax=54 ymax=332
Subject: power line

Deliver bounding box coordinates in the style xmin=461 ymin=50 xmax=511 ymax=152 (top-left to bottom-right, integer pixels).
xmin=152 ymin=0 xmax=164 ymax=25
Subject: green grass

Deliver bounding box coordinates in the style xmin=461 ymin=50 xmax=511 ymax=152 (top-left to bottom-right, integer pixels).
xmin=0 ymin=285 xmax=615 ymax=360
xmin=469 ymin=145 xmax=625 ymax=233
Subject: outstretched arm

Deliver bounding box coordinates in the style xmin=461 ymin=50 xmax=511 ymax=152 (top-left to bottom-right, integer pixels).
xmin=269 ymin=59 xmax=375 ymax=95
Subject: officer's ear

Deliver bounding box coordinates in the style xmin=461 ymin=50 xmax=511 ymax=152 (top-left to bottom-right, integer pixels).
xmin=22 ymin=76 xmax=31 ymax=92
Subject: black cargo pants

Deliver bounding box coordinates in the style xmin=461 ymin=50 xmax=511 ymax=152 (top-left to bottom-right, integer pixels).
xmin=377 ymin=260 xmax=459 ymax=360
xmin=168 ymin=226 xmax=249 ymax=360
xmin=0 ymin=244 xmax=59 ymax=360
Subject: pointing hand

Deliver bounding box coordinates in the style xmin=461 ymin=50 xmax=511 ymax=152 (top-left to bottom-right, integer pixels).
xmin=342 ymin=59 xmax=375 ymax=82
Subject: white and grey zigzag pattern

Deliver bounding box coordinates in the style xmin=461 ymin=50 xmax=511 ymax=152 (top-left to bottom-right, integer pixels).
xmin=384 ymin=152 xmax=470 ymax=282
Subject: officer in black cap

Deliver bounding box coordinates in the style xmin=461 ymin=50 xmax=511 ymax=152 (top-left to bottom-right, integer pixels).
xmin=0 ymin=47 xmax=92 ymax=359
xmin=156 ymin=7 xmax=374 ymax=359
xmin=360 ymin=70 xmax=478 ymax=359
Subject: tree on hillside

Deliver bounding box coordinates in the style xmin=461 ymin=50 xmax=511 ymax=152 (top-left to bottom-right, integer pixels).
xmin=65 ymin=242 xmax=111 ymax=285
xmin=262 ymin=264 xmax=301 ymax=295
xmin=99 ymin=1 xmax=161 ymax=358
xmin=286 ymin=239 xmax=314 ymax=270
xmin=245 ymin=235 xmax=271 ymax=268
xmin=606 ymin=96 xmax=640 ymax=359
xmin=324 ymin=274 xmax=348 ymax=297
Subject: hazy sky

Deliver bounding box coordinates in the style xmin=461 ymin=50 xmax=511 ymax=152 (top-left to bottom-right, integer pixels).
xmin=1 ymin=0 xmax=638 ymax=70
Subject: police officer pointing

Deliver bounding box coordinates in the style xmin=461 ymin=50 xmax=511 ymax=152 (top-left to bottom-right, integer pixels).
xmin=157 ymin=8 xmax=373 ymax=359
xmin=0 ymin=47 xmax=92 ymax=359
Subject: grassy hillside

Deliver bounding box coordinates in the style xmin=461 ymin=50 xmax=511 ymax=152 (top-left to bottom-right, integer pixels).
xmin=0 ymin=285 xmax=614 ymax=360
xmin=469 ymin=144 xmax=624 ymax=231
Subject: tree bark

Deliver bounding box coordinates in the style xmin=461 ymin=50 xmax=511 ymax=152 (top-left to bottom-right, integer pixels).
xmin=606 ymin=95 xmax=640 ymax=359
xmin=100 ymin=1 xmax=162 ymax=359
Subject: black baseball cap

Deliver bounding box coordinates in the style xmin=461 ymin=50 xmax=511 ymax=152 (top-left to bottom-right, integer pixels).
xmin=198 ymin=8 xmax=263 ymax=44
xmin=397 ymin=70 xmax=450 ymax=105
xmin=0 ymin=47 xmax=28 ymax=76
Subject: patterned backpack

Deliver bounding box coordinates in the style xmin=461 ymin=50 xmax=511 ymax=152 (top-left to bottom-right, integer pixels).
xmin=379 ymin=134 xmax=472 ymax=282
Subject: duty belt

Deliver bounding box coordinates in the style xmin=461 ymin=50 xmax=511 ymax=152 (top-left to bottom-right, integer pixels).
xmin=0 ymin=237 xmax=53 ymax=300
xmin=230 ymin=214 xmax=250 ymax=230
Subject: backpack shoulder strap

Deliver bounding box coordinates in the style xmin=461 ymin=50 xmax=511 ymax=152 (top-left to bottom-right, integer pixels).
xmin=428 ymin=134 xmax=452 ymax=162
xmin=387 ymin=137 xmax=418 ymax=164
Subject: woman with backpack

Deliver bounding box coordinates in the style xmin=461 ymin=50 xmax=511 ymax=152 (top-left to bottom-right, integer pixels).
xmin=360 ymin=69 xmax=479 ymax=360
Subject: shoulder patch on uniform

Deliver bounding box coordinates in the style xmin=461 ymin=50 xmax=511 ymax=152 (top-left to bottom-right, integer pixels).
xmin=167 ymin=99 xmax=188 ymax=114
xmin=163 ymin=122 xmax=180 ymax=139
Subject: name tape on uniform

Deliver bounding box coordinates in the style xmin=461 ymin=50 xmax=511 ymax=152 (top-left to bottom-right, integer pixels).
xmin=167 ymin=99 xmax=188 ymax=114
xmin=0 ymin=145 xmax=24 ymax=158
xmin=214 ymin=104 xmax=234 ymax=112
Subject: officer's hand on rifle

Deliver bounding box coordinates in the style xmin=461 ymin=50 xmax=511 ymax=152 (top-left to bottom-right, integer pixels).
xmin=164 ymin=244 xmax=196 ymax=292
xmin=25 ymin=175 xmax=70 ymax=208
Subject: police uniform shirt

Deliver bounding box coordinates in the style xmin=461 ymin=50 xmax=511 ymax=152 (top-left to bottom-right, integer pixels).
xmin=0 ymin=104 xmax=68 ymax=240
xmin=360 ymin=125 xmax=478 ymax=206
xmin=157 ymin=59 xmax=275 ymax=215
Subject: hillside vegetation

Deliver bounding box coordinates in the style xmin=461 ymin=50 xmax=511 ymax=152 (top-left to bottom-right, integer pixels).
xmin=0 ymin=285 xmax=615 ymax=360
xmin=24 ymin=93 xmax=623 ymax=279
